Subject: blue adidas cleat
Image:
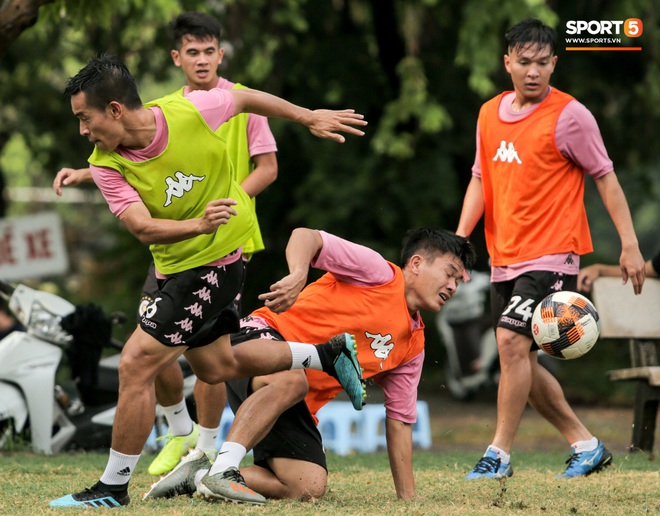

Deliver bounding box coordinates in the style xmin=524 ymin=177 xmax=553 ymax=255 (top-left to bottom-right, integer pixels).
xmin=49 ymin=482 xmax=129 ymax=508
xmin=558 ymin=440 xmax=613 ymax=478
xmin=327 ymin=333 xmax=366 ymax=410
xmin=465 ymin=449 xmax=513 ymax=479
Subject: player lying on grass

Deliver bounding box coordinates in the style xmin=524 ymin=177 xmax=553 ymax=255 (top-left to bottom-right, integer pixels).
xmin=142 ymin=227 xmax=475 ymax=504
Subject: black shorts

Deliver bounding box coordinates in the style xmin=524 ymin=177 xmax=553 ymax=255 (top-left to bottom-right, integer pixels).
xmin=491 ymin=271 xmax=577 ymax=348
xmin=226 ymin=320 xmax=327 ymax=471
xmin=137 ymin=260 xmax=244 ymax=349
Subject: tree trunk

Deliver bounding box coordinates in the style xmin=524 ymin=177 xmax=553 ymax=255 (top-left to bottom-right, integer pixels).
xmin=0 ymin=0 xmax=55 ymax=56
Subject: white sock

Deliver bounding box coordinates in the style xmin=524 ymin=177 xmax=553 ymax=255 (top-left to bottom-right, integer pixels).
xmin=100 ymin=448 xmax=140 ymax=485
xmin=571 ymin=436 xmax=598 ymax=453
xmin=209 ymin=441 xmax=247 ymax=475
xmin=486 ymin=444 xmax=510 ymax=464
xmin=161 ymin=399 xmax=193 ymax=436
xmin=197 ymin=425 xmax=220 ymax=453
xmin=194 ymin=468 xmax=209 ymax=487
xmin=288 ymin=342 xmax=323 ymax=370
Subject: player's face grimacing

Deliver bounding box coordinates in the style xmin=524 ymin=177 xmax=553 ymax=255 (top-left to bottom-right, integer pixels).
xmin=71 ymin=92 xmax=124 ymax=152
xmin=408 ymin=253 xmax=465 ymax=313
xmin=504 ymin=43 xmax=557 ymax=105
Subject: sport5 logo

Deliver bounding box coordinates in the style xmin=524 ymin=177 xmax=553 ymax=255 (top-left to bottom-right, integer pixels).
xmin=565 ymin=19 xmax=643 ymax=38
xmin=164 ymin=171 xmax=205 ymax=207
xmin=139 ymin=296 xmax=162 ymax=319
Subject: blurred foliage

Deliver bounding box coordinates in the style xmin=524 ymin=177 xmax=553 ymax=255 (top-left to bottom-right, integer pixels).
xmin=0 ymin=1 xmax=658 ymax=394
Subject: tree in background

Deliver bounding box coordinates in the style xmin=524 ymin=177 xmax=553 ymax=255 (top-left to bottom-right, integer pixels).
xmin=1 ymin=1 xmax=657 ymax=346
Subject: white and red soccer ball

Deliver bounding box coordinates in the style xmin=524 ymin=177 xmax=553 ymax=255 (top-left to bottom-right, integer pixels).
xmin=531 ymin=291 xmax=600 ymax=360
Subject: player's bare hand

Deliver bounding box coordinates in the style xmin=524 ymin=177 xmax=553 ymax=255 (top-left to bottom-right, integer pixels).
xmin=620 ymin=246 xmax=646 ymax=295
xmin=199 ymin=198 xmax=238 ymax=234
xmin=577 ymin=265 xmax=600 ymax=293
xmin=258 ymin=270 xmax=308 ymax=313
xmin=306 ymin=109 xmax=367 ymax=143
xmin=53 ymin=167 xmax=92 ymax=196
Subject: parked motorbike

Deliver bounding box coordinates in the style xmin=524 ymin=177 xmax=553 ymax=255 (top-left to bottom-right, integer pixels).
xmin=0 ymin=280 xmax=196 ymax=454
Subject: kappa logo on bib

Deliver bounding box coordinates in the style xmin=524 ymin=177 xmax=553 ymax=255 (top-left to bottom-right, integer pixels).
xmin=492 ymin=140 xmax=522 ymax=164
xmin=164 ymin=171 xmax=205 ymax=207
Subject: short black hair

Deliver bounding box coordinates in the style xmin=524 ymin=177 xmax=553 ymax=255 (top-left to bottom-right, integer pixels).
xmin=171 ymin=12 xmax=222 ymax=49
xmin=505 ymin=18 xmax=557 ymax=55
xmin=400 ymin=228 xmax=476 ymax=272
xmin=64 ymin=54 xmax=142 ymax=111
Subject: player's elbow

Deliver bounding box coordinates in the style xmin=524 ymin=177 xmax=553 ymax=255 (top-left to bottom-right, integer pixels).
xmin=128 ymin=226 xmax=156 ymax=246
xmin=270 ymin=164 xmax=278 ymax=184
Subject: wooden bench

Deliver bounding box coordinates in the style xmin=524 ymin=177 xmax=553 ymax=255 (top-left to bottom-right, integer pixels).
xmin=591 ymin=276 xmax=660 ymax=452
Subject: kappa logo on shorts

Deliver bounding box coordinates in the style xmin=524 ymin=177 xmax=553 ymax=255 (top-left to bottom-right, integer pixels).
xmin=194 ymin=286 xmax=213 ymax=303
xmin=185 ymin=302 xmax=204 ymax=318
xmin=201 ymin=270 xmax=220 ymax=286
xmin=551 ymin=280 xmax=564 ymax=291
xmin=175 ymin=317 xmax=194 ymax=333
xmin=164 ymin=331 xmax=184 ymax=344
xmin=164 ymin=171 xmax=205 ymax=207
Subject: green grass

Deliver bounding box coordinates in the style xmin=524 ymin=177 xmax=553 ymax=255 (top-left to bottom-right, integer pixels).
xmin=1 ymin=449 xmax=657 ymax=515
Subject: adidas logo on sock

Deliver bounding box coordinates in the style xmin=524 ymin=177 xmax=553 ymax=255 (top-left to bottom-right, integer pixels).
xmin=117 ymin=467 xmax=131 ymax=476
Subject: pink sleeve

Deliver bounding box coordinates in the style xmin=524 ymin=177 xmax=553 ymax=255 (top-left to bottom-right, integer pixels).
xmin=90 ymin=164 xmax=141 ymax=217
xmin=556 ymin=100 xmax=613 ymax=178
xmin=371 ymin=351 xmax=424 ymax=423
xmin=311 ymin=231 xmax=395 ymax=286
xmin=471 ymin=120 xmax=482 ymax=178
xmin=185 ymin=88 xmax=236 ymax=131
xmin=246 ymin=113 xmax=277 ymax=157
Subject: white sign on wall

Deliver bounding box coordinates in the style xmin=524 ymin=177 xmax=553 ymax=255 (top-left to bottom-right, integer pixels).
xmin=0 ymin=212 xmax=69 ymax=280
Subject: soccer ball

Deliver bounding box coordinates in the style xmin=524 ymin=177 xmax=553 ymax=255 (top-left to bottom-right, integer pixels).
xmin=531 ymin=291 xmax=600 ymax=360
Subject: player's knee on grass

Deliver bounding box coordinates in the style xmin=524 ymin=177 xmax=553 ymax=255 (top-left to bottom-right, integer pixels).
xmin=269 ymin=458 xmax=327 ymax=500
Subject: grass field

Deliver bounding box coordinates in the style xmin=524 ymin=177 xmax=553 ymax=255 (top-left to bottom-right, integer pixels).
xmin=1 ymin=400 xmax=658 ymax=515
xmin=1 ymin=448 xmax=657 ymax=515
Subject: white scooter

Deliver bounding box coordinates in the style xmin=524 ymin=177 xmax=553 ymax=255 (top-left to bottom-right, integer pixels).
xmin=0 ymin=279 xmax=196 ymax=454
xmin=0 ymin=279 xmax=126 ymax=453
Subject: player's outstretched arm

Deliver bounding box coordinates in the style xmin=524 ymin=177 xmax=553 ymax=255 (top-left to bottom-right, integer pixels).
xmin=231 ymin=88 xmax=367 ymax=143
xmin=53 ymin=167 xmax=93 ymax=196
xmin=258 ymin=228 xmax=323 ymax=313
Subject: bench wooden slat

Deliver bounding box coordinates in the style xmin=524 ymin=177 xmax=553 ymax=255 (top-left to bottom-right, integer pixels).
xmin=591 ymin=277 xmax=660 ymax=452
xmin=591 ymin=277 xmax=660 ymax=339
xmin=607 ymin=366 xmax=660 ymax=386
